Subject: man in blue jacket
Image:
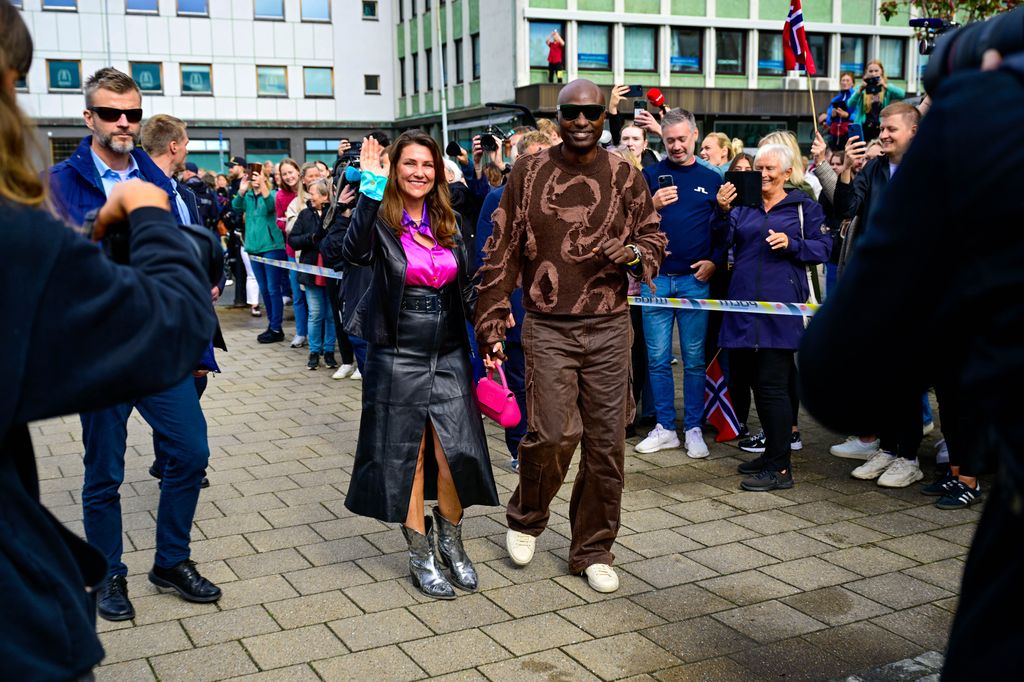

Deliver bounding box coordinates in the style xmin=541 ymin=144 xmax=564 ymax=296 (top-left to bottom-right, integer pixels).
xmin=637 ymin=109 xmax=723 ymax=459
xmin=48 ymin=68 xmax=222 ymax=622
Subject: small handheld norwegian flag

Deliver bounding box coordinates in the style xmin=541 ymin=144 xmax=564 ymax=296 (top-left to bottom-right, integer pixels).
xmin=703 ymin=356 xmax=742 ymax=443
xmin=783 ymin=0 xmax=817 ymax=76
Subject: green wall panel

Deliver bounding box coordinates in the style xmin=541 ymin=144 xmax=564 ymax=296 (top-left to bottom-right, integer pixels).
xmin=881 ymin=3 xmax=909 ymax=25
xmin=672 ymin=0 xmax=705 ymax=15
xmin=399 ymin=99 xmax=407 ymax=118
xmin=670 ymin=73 xmax=706 ymax=87
xmin=440 ymin=7 xmax=448 ymax=41
xmin=423 ymin=17 xmax=432 ymax=49
xmin=411 ymin=18 xmax=418 ymax=52
xmin=577 ymin=69 xmax=614 ymax=85
xmin=453 ymin=84 xmax=465 ymax=109
xmin=758 ymin=0 xmax=788 ymax=20
xmin=804 ymin=0 xmax=832 ymax=22
xmin=452 ymin=0 xmax=463 ymax=37
xmin=412 ymin=97 xmax=420 ymax=115
xmin=714 ymin=74 xmax=748 ymax=88
xmin=528 ymin=0 xmax=568 ymax=8
xmin=625 ymin=0 xmax=660 ymax=13
xmin=578 ymin=0 xmax=615 ymax=11
xmin=470 ymin=80 xmax=481 ymax=105
xmin=756 ymin=77 xmax=785 ymax=89
xmin=397 ymin=24 xmax=405 ymax=54
xmin=717 ymin=0 xmax=749 ymax=19
xmin=469 ymin=0 xmax=480 ymax=34
xmin=842 ymin=1 xmax=873 ymax=25
xmin=624 ymin=70 xmax=659 ymax=84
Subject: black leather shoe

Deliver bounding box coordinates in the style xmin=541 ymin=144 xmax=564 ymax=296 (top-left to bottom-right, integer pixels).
xmin=257 ymin=329 xmax=285 ymax=344
xmin=149 ymin=560 xmax=222 ymax=603
xmin=97 ymin=575 xmax=134 ymax=622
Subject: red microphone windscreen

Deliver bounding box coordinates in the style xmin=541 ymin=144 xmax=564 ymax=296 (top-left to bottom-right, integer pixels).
xmin=646 ymin=87 xmax=665 ymax=108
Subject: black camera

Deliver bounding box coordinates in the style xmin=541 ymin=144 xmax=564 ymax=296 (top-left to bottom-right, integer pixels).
xmin=82 ymin=208 xmax=224 ymax=288
xmin=479 ymin=134 xmax=499 ymax=153
xmin=922 ymin=7 xmax=1024 ymax=95
xmin=864 ymin=76 xmax=882 ymax=94
xmin=445 ymin=141 xmax=463 ymax=157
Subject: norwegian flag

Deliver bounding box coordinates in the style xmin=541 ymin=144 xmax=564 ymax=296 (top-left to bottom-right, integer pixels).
xmin=783 ymin=0 xmax=816 ymax=76
xmin=703 ymin=356 xmax=741 ymax=443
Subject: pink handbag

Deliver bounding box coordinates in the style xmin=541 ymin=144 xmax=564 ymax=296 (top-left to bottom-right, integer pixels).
xmin=476 ymin=365 xmax=522 ymax=428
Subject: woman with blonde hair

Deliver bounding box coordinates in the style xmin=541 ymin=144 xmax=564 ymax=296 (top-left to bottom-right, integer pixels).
xmin=342 ymin=132 xmax=499 ymax=600
xmin=699 ymin=132 xmax=734 ymax=171
xmin=849 ymin=59 xmax=906 ymax=141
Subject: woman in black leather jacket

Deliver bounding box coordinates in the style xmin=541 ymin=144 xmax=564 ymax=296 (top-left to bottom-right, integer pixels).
xmin=341 ymin=132 xmax=499 ymax=600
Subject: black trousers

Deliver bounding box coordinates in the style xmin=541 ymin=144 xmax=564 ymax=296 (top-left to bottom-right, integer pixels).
xmin=629 ymin=305 xmax=649 ymax=423
xmin=547 ymin=62 xmax=563 ymax=83
xmin=878 ymin=391 xmax=923 ymax=461
xmin=730 ymin=348 xmax=794 ymax=471
xmin=326 ymin=278 xmax=354 ymax=365
xmin=729 ymin=351 xmax=799 ymax=429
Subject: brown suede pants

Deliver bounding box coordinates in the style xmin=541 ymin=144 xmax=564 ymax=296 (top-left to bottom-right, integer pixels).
xmin=506 ymin=311 xmax=634 ymax=573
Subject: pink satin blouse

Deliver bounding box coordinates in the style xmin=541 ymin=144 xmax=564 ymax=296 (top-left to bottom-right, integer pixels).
xmin=400 ymin=207 xmax=458 ymax=288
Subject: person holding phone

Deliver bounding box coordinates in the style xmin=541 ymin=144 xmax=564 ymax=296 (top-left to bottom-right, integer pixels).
xmin=714 ymin=144 xmax=830 ymax=491
xmin=546 ymin=29 xmax=565 ymax=83
xmin=232 ymin=161 xmax=284 ymax=342
xmin=607 ymin=84 xmax=660 ymax=167
xmin=636 ymin=108 xmax=723 ymax=459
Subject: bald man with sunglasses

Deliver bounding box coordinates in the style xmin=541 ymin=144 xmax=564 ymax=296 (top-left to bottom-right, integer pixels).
xmin=476 ymin=79 xmax=666 ymax=593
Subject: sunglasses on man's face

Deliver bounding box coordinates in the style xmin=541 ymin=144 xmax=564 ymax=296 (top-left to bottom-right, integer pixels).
xmin=558 ymin=104 xmax=606 ymax=122
xmin=88 ymin=107 xmax=144 ymax=123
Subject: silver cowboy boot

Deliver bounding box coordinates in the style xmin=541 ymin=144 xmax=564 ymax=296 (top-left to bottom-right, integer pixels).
xmin=401 ymin=518 xmax=456 ymax=600
xmin=432 ymin=507 xmax=478 ymax=592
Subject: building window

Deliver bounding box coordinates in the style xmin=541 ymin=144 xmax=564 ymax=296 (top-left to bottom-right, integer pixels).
xmin=10 ymin=0 xmax=23 ymax=7
xmin=399 ymin=57 xmax=407 ymax=96
xmin=46 ymin=59 xmax=82 ymax=92
xmin=412 ymin=52 xmax=420 ymax=93
xmin=305 ymin=139 xmax=342 ymax=164
xmin=50 ymin=138 xmax=82 ymax=165
xmin=126 ymin=0 xmax=159 ymax=13
xmin=528 ymin=21 xmax=565 ymax=69
xmin=441 ymin=46 xmax=448 ymax=85
xmin=15 ymin=76 xmax=28 ymax=92
xmin=424 ymin=0 xmax=430 ymax=11
xmin=471 ymin=33 xmax=480 ymax=80
xmin=411 ymin=0 xmax=416 ymax=17
xmin=425 ymin=48 xmax=433 ymax=90
xmin=577 ymin=24 xmax=611 ymax=70
xmin=42 ymin=0 xmax=76 ymax=9
xmin=362 ymin=1 xmax=378 ymax=19
xmin=365 ymin=74 xmax=381 ymax=94
xmin=256 ymin=65 xmax=288 ymax=97
xmin=807 ymin=33 xmax=829 ymax=75
xmin=177 ymin=0 xmax=208 ymax=15
xmin=454 ymin=37 xmax=463 ymax=83
xmin=254 ymin=0 xmax=284 ymax=20
xmin=180 ymin=63 xmax=213 ymax=95
xmin=303 ymin=66 xmax=333 ymax=97
xmin=245 ymin=138 xmax=290 ymax=165
xmin=841 ymin=35 xmax=867 ymax=75
xmin=758 ymin=32 xmax=784 ymax=76
xmin=715 ymin=29 xmax=746 ymax=75
xmin=130 ymin=62 xmax=163 ymax=93
xmin=186 ymin=138 xmax=230 ymax=172
xmin=879 ymin=37 xmax=906 ymax=79
xmin=624 ymin=26 xmax=656 ymax=72
xmin=398 ymin=0 xmax=403 ymax=22
xmin=301 ymin=0 xmax=329 ymax=21
xmin=670 ymin=27 xmax=702 ymax=74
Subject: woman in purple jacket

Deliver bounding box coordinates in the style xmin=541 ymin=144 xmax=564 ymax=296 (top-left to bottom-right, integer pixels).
xmin=715 ymin=143 xmax=831 ymax=492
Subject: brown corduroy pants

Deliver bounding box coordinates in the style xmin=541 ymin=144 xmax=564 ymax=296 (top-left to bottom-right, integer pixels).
xmin=506 ymin=311 xmax=634 ymax=573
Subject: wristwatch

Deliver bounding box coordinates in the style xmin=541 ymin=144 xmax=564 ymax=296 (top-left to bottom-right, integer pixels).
xmin=625 ymin=244 xmax=642 ymax=267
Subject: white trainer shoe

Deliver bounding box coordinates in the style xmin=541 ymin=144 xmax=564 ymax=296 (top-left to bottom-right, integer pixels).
xmin=506 ymin=529 xmax=536 ymax=566
xmin=634 ymin=424 xmax=680 ymax=454
xmin=290 ymin=335 xmax=307 ymax=348
xmin=351 ymin=368 xmax=362 ymax=381
xmin=878 ymin=457 xmax=924 ymax=488
xmin=332 ymin=363 xmax=356 ymax=380
xmin=684 ymin=427 xmax=709 ymax=459
xmin=851 ymin=450 xmax=898 ymax=480
xmin=830 ymin=436 xmax=881 ymax=460
xmin=584 ymin=563 xmax=620 ymax=593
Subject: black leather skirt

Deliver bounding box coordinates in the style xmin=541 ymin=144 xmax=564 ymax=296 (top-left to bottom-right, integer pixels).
xmin=344 ymin=285 xmax=499 ymax=523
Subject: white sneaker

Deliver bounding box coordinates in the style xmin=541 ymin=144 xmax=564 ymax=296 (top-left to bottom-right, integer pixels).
xmin=332 ymin=363 xmax=356 ymax=380
xmin=350 ymin=368 xmax=362 ymax=381
xmin=290 ymin=335 xmax=307 ymax=348
xmin=634 ymin=424 xmax=680 ymax=454
xmin=684 ymin=427 xmax=709 ymax=459
xmin=935 ymin=438 xmax=949 ymax=465
xmin=506 ymin=529 xmax=535 ymax=566
xmin=830 ymin=436 xmax=881 ymax=460
xmin=878 ymin=457 xmax=924 ymax=488
xmin=851 ymin=450 xmax=898 ymax=480
xmin=584 ymin=563 xmax=619 ymax=593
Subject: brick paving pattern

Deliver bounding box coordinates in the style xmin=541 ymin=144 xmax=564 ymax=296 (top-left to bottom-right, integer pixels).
xmin=31 ymin=303 xmax=973 ymax=681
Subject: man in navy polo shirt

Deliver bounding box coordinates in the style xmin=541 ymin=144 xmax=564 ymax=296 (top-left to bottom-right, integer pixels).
xmin=636 ymin=108 xmax=723 ymax=458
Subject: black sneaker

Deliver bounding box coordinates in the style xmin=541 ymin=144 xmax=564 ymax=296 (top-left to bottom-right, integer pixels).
xmin=737 ymin=456 xmax=766 ymax=475
xmin=322 ymin=352 xmax=338 ymax=369
xmin=257 ymin=329 xmax=285 ymax=344
xmin=740 ymin=468 xmax=794 ymax=492
xmin=307 ymin=352 xmax=320 ymax=370
xmin=935 ymin=480 xmax=982 ymax=510
xmin=739 ymin=430 xmax=766 ymax=453
xmin=922 ymin=468 xmax=956 ymax=496
xmin=790 ymin=431 xmax=803 ymax=451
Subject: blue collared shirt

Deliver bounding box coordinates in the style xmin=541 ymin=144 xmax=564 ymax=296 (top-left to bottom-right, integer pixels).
xmin=89 ymin=148 xmax=141 ymax=198
xmin=170 ymin=178 xmax=191 ymax=225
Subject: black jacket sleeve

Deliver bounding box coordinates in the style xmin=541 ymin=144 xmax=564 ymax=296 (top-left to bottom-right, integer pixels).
xmin=15 ymin=207 xmax=215 ymax=424
xmin=341 ymin=193 xmax=382 ymax=267
xmin=288 ymin=208 xmax=321 ymax=252
xmin=835 ymin=159 xmax=873 ymax=221
xmin=320 ymin=213 xmax=349 ymax=269
xmin=608 ymin=111 xmax=624 ymax=145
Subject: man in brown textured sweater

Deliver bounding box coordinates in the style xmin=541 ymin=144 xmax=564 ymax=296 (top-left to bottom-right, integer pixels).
xmin=475 ymin=79 xmax=666 ymax=593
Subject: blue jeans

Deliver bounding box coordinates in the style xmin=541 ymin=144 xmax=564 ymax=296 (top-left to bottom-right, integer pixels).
xmin=152 ymin=374 xmax=207 ymax=476
xmin=250 ymin=249 xmax=285 ymax=332
xmin=82 ymin=377 xmax=209 ymax=576
xmin=502 ymin=341 xmax=528 ymax=459
xmin=305 ymin=285 xmax=337 ymax=354
xmin=642 ymin=274 xmax=710 ymax=431
xmin=350 ymin=335 xmax=368 ymax=371
xmin=825 ymin=262 xmax=839 ymax=299
xmin=288 ymin=257 xmax=308 ymax=337
xmin=923 ymin=391 xmax=934 ymax=426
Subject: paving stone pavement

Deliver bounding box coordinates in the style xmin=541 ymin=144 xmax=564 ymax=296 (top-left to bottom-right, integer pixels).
xmin=29 ymin=303 xmax=978 ymax=681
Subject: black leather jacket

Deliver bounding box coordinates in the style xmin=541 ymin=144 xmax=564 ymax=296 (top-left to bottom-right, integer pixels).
xmin=339 ymin=193 xmax=477 ymax=346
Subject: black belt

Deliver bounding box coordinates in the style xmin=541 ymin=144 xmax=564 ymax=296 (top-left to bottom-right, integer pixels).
xmin=401 ymin=294 xmax=447 ymax=312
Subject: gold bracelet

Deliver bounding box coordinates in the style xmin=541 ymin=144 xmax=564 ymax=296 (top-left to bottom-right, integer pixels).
xmin=625 ymin=245 xmax=642 ymax=267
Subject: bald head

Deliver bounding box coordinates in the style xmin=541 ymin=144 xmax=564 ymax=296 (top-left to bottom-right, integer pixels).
xmin=557 ymin=79 xmax=605 ymax=106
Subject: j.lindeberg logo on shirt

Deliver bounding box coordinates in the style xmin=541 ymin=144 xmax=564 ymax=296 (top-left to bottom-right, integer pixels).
xmin=694 ymin=186 xmax=708 ymax=194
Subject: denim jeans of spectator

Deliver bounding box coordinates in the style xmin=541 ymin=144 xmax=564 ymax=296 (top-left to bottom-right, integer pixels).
xmin=81 ymin=377 xmax=209 ymax=576
xmin=641 ymin=274 xmax=710 ymax=431
xmin=152 ymin=374 xmax=207 ymax=476
xmin=350 ymin=335 xmax=368 ymax=371
xmin=305 ymin=285 xmax=337 ymax=355
xmin=502 ymin=341 xmax=528 ymax=460
xmin=249 ymin=248 xmax=285 ymax=332
xmin=287 ymin=256 xmax=308 ymax=338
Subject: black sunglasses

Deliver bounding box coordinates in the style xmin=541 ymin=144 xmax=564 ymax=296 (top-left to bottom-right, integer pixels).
xmin=88 ymin=106 xmax=144 ymax=123
xmin=558 ymin=104 xmax=606 ymax=122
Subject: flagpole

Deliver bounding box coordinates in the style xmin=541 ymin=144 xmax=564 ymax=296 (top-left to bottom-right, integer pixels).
xmin=806 ymin=69 xmax=818 ymax=129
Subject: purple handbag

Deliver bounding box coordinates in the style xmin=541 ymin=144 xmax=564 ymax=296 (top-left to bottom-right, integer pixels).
xmin=475 ymin=365 xmax=522 ymax=428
